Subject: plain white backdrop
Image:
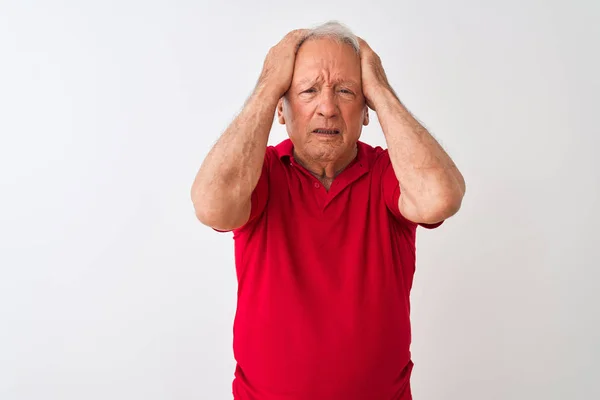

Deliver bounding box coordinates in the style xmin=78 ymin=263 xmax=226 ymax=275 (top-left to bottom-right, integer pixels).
xmin=1 ymin=1 xmax=599 ymax=399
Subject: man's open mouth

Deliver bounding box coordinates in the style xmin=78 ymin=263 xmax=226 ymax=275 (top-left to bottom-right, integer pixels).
xmin=313 ymin=128 xmax=340 ymax=135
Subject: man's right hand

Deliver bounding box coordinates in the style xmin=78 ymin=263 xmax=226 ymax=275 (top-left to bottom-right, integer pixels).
xmin=256 ymin=29 xmax=309 ymax=99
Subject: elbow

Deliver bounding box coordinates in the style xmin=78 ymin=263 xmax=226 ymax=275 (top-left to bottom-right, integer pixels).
xmin=191 ymin=184 xmax=213 ymax=226
xmin=192 ymin=201 xmax=232 ymax=230
xmin=409 ymin=189 xmax=465 ymax=225
xmin=400 ymin=176 xmax=466 ymax=225
xmin=436 ymin=173 xmax=466 ymax=219
xmin=192 ymin=203 xmax=212 ymax=226
xmin=190 ymin=186 xmax=250 ymax=231
xmin=427 ymin=188 xmax=465 ymax=223
xmin=191 ymin=198 xmax=211 ymax=226
xmin=442 ymin=194 xmax=464 ymax=220
xmin=191 ymin=195 xmax=220 ymax=228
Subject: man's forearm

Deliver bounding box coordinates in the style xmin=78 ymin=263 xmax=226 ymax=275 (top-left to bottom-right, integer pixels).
xmin=374 ymin=88 xmax=465 ymax=223
xmin=191 ymin=86 xmax=279 ymax=226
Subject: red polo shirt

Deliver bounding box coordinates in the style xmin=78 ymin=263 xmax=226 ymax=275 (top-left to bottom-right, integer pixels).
xmin=220 ymin=139 xmax=442 ymax=400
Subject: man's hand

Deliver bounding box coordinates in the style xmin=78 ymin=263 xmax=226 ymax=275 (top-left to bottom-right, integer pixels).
xmin=256 ymin=29 xmax=309 ymax=99
xmin=357 ymin=37 xmax=395 ymax=111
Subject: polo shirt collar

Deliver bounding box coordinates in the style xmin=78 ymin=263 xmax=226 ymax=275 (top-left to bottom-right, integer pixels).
xmin=275 ymin=138 xmax=370 ymax=207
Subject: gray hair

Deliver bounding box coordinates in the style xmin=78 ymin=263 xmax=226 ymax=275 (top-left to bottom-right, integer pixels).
xmin=300 ymin=21 xmax=360 ymax=54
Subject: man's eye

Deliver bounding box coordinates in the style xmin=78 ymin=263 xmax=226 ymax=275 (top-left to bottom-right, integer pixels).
xmin=340 ymin=89 xmax=353 ymax=94
xmin=303 ymin=88 xmax=316 ymax=93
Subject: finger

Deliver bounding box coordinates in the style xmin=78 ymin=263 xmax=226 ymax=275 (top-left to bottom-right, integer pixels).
xmin=357 ymin=37 xmax=370 ymax=50
xmin=357 ymin=37 xmax=373 ymax=60
xmin=289 ymin=29 xmax=310 ymax=51
xmin=278 ymin=29 xmax=306 ymax=48
xmin=286 ymin=29 xmax=309 ymax=41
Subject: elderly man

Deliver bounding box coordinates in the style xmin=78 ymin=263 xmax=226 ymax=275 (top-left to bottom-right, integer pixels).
xmin=191 ymin=21 xmax=465 ymax=400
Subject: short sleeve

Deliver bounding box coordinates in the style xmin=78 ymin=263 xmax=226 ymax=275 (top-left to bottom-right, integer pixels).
xmin=380 ymin=152 xmax=444 ymax=230
xmin=213 ymin=148 xmax=270 ymax=233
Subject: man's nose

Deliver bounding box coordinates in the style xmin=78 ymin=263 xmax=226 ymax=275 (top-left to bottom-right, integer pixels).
xmin=316 ymin=89 xmax=338 ymax=118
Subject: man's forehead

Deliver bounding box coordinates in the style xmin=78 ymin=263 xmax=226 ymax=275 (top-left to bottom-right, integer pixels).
xmin=294 ymin=75 xmax=360 ymax=87
xmin=296 ymin=39 xmax=359 ymax=63
xmin=293 ymin=42 xmax=361 ymax=85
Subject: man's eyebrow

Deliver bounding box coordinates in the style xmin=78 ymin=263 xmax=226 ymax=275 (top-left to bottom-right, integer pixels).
xmin=337 ymin=80 xmax=359 ymax=87
xmin=295 ymin=77 xmax=318 ymax=86
xmin=295 ymin=78 xmax=359 ymax=87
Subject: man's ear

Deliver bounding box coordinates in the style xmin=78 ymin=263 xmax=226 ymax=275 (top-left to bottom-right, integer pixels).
xmin=362 ymin=106 xmax=370 ymax=126
xmin=277 ymin=97 xmax=286 ymax=125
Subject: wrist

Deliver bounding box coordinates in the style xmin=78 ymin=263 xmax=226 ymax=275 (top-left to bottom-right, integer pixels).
xmin=248 ymin=83 xmax=282 ymax=110
xmin=254 ymin=79 xmax=286 ymax=103
xmin=369 ymin=85 xmax=400 ymax=114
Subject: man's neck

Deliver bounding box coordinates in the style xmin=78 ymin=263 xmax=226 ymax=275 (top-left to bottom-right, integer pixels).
xmin=293 ymin=144 xmax=358 ymax=182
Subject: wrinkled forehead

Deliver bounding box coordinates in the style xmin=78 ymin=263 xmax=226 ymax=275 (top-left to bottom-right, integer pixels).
xmin=293 ymin=38 xmax=361 ymax=82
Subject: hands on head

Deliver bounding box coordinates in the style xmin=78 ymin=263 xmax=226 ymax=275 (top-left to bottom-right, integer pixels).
xmin=256 ymin=29 xmax=393 ymax=112
xmin=193 ymin=25 xmax=392 ymax=230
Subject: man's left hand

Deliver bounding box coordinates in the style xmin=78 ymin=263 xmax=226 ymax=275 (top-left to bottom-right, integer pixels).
xmin=358 ymin=37 xmax=395 ymax=112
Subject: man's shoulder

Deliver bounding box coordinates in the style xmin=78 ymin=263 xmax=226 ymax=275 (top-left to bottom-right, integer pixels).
xmin=358 ymin=140 xmax=387 ymax=155
xmin=270 ymin=139 xmax=293 ymax=160
xmin=357 ymin=140 xmax=391 ymax=169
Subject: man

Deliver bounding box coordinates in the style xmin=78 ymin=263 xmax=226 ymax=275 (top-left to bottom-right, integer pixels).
xmin=191 ymin=21 xmax=465 ymax=400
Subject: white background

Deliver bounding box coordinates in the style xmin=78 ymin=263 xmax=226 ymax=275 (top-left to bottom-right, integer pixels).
xmin=1 ymin=1 xmax=599 ymax=399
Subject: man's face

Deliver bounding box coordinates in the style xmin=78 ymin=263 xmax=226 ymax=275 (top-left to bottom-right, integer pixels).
xmin=278 ymin=38 xmax=369 ymax=164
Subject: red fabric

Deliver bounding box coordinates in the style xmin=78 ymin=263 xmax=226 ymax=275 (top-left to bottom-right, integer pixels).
xmin=219 ymin=139 xmax=442 ymax=400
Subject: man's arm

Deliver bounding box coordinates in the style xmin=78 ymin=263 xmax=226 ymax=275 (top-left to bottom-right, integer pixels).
xmin=358 ymin=38 xmax=466 ymax=225
xmin=191 ymin=30 xmax=308 ymax=231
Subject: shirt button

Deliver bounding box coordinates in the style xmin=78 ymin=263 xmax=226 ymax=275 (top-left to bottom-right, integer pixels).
xmin=314 ymin=182 xmax=320 ymax=189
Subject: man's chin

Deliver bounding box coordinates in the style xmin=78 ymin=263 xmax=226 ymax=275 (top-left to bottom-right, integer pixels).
xmin=304 ymin=144 xmax=347 ymax=163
